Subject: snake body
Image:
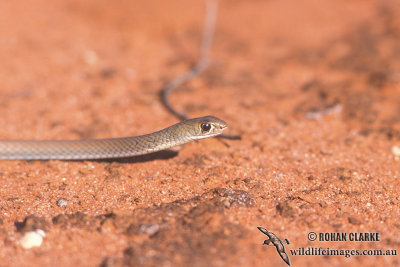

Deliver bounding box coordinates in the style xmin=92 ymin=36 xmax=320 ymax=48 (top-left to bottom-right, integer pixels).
xmin=0 ymin=116 xmax=227 ymax=160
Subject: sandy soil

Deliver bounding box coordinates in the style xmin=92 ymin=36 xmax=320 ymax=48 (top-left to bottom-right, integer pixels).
xmin=0 ymin=0 xmax=399 ymax=266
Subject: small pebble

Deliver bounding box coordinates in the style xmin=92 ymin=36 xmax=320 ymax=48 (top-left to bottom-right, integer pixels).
xmin=139 ymin=224 xmax=160 ymax=235
xmin=391 ymin=146 xmax=400 ymax=157
xmin=56 ymin=198 xmax=68 ymax=207
xmin=19 ymin=229 xmax=45 ymax=249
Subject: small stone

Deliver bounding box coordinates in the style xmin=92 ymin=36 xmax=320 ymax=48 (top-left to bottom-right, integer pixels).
xmin=222 ymin=199 xmax=231 ymax=208
xmin=139 ymin=224 xmax=160 ymax=235
xmin=348 ymin=217 xmax=362 ymax=225
xmin=56 ymin=198 xmax=68 ymax=207
xmin=19 ymin=229 xmax=45 ymax=249
xmin=391 ymin=146 xmax=400 ymax=157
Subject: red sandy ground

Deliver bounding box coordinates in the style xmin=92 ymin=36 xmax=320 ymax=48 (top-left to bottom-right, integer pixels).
xmin=0 ymin=0 xmax=399 ymax=266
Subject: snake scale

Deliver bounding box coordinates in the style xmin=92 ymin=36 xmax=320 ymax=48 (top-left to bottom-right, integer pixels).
xmin=0 ymin=116 xmax=227 ymax=160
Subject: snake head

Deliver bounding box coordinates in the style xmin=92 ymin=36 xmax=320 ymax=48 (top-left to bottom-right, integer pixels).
xmin=185 ymin=116 xmax=227 ymax=140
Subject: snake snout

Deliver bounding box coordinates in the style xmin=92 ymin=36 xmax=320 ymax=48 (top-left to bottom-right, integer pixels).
xmin=218 ymin=123 xmax=227 ymax=130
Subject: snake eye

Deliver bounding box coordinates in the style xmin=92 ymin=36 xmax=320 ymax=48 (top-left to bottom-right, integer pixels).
xmin=200 ymin=123 xmax=212 ymax=132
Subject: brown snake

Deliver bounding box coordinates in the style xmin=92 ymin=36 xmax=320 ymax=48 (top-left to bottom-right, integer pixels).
xmin=0 ymin=116 xmax=227 ymax=160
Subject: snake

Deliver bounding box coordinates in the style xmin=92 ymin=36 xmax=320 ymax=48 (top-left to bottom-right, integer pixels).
xmin=0 ymin=116 xmax=227 ymax=160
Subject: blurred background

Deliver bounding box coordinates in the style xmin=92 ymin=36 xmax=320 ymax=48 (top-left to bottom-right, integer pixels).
xmin=0 ymin=1 xmax=399 ymax=266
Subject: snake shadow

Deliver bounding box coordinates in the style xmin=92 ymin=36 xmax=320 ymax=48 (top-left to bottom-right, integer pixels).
xmin=72 ymin=150 xmax=179 ymax=164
